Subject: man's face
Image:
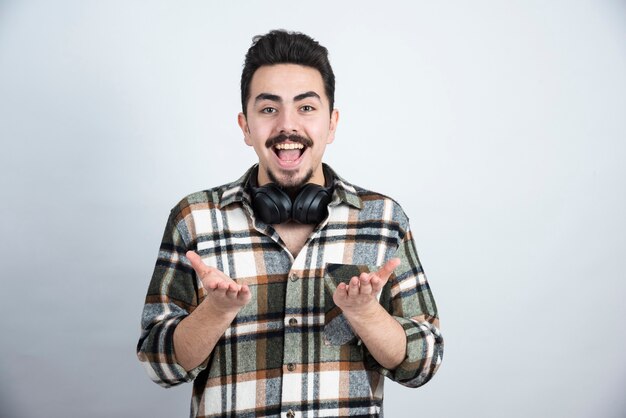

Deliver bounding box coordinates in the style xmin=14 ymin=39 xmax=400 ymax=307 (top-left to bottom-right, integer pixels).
xmin=238 ymin=64 xmax=339 ymax=190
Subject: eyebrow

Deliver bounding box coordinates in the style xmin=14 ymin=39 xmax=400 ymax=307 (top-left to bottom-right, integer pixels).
xmin=254 ymin=93 xmax=281 ymax=103
xmin=254 ymin=91 xmax=321 ymax=104
xmin=294 ymin=91 xmax=321 ymax=102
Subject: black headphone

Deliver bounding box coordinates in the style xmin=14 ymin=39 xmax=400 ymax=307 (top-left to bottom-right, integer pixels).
xmin=248 ymin=165 xmax=334 ymax=224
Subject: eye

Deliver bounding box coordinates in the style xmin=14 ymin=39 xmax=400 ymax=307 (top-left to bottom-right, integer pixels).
xmin=261 ymin=107 xmax=277 ymax=114
xmin=300 ymin=105 xmax=315 ymax=112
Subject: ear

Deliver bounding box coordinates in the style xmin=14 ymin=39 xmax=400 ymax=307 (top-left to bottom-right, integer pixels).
xmin=238 ymin=112 xmax=252 ymax=146
xmin=326 ymin=109 xmax=339 ymax=144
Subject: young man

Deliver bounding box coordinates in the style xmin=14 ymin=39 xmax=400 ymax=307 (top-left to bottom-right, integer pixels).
xmin=137 ymin=30 xmax=443 ymax=418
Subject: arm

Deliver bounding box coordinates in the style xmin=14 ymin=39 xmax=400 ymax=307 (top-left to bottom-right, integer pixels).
xmin=137 ymin=211 xmax=250 ymax=387
xmin=173 ymin=251 xmax=250 ymax=371
xmin=334 ymin=224 xmax=443 ymax=387
xmin=334 ymin=259 xmax=407 ymax=369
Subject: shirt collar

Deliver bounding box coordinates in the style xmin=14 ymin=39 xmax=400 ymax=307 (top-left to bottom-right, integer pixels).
xmin=218 ymin=163 xmax=363 ymax=210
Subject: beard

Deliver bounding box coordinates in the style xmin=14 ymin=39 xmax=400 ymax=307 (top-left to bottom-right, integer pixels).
xmin=267 ymin=167 xmax=314 ymax=197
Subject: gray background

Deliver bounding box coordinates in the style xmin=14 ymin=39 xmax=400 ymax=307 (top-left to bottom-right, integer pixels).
xmin=1 ymin=1 xmax=625 ymax=417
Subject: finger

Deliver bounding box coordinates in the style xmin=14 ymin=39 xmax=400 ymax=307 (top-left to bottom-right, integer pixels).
xmin=209 ymin=286 xmax=228 ymax=298
xmin=216 ymin=280 xmax=233 ymax=291
xmin=186 ymin=250 xmax=212 ymax=277
xmin=238 ymin=283 xmax=252 ymax=303
xmin=224 ymin=286 xmax=240 ymax=299
xmin=334 ymin=283 xmax=348 ymax=299
xmin=348 ymin=277 xmax=360 ymax=297
xmin=370 ymin=276 xmax=384 ymax=293
xmin=375 ymin=258 xmax=401 ymax=282
xmin=206 ymin=279 xmax=221 ymax=290
xmin=359 ymin=273 xmax=372 ymax=295
xmin=208 ymin=285 xmax=238 ymax=304
xmin=201 ymin=271 xmax=227 ymax=290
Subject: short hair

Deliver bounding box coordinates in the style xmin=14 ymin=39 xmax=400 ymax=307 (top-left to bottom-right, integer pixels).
xmin=241 ymin=29 xmax=335 ymax=116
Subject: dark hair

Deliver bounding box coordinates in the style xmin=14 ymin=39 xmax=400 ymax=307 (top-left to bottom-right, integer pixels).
xmin=241 ymin=29 xmax=335 ymax=116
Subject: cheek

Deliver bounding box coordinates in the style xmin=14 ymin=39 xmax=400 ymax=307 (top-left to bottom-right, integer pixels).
xmin=309 ymin=118 xmax=332 ymax=135
xmin=245 ymin=122 xmax=265 ymax=138
xmin=249 ymin=122 xmax=274 ymax=139
xmin=308 ymin=125 xmax=331 ymax=143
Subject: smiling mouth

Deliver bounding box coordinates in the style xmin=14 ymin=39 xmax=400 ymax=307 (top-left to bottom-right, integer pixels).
xmin=273 ymin=142 xmax=306 ymax=162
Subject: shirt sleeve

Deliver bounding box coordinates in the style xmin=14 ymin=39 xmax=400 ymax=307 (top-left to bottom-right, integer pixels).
xmin=364 ymin=215 xmax=444 ymax=388
xmin=136 ymin=209 xmax=208 ymax=388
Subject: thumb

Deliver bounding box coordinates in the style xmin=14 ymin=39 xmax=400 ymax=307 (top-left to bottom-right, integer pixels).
xmin=185 ymin=251 xmax=207 ymax=275
xmin=375 ymin=258 xmax=401 ymax=282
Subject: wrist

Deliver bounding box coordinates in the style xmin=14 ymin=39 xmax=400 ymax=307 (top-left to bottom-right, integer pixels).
xmin=341 ymin=299 xmax=382 ymax=321
xmin=199 ymin=296 xmax=242 ymax=319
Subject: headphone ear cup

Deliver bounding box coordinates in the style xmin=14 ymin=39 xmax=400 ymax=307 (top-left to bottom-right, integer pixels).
xmin=252 ymin=184 xmax=292 ymax=224
xmin=292 ymin=184 xmax=331 ymax=224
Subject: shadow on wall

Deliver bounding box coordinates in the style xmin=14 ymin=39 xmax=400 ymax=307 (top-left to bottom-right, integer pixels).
xmin=0 ymin=392 xmax=19 ymax=418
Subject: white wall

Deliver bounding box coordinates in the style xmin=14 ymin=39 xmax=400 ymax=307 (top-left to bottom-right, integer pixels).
xmin=1 ymin=1 xmax=625 ymax=417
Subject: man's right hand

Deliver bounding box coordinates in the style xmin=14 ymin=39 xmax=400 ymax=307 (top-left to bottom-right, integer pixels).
xmin=173 ymin=251 xmax=252 ymax=371
xmin=186 ymin=251 xmax=252 ymax=314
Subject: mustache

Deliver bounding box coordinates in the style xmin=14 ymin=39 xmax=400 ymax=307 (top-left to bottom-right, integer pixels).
xmin=265 ymin=133 xmax=313 ymax=149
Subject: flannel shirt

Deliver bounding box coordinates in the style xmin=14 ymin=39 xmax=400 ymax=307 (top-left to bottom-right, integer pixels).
xmin=137 ymin=164 xmax=443 ymax=418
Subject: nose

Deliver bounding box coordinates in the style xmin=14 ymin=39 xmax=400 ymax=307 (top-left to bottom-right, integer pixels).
xmin=277 ymin=107 xmax=299 ymax=134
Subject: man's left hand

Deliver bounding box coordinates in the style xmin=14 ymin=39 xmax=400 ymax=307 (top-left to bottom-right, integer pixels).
xmin=332 ymin=258 xmax=401 ymax=313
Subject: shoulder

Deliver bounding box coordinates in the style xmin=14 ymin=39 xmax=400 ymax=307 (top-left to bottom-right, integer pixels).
xmin=170 ymin=189 xmax=212 ymax=217
xmin=168 ymin=175 xmax=246 ymax=224
xmin=329 ymin=164 xmax=410 ymax=232
xmin=352 ymin=184 xmax=411 ymax=229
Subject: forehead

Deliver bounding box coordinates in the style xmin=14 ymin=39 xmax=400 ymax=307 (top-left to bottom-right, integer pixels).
xmin=249 ymin=64 xmax=327 ymax=101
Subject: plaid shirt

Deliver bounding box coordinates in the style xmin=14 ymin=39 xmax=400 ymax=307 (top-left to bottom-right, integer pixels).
xmin=137 ymin=164 xmax=443 ymax=418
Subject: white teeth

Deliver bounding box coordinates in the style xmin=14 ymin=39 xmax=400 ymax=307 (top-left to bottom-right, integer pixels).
xmin=274 ymin=143 xmax=304 ymax=150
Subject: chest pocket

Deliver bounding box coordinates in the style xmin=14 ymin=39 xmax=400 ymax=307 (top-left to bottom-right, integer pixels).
xmin=323 ymin=263 xmax=380 ymax=345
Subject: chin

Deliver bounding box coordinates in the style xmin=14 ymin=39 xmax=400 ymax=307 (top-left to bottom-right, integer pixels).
xmin=268 ymin=167 xmax=313 ymax=190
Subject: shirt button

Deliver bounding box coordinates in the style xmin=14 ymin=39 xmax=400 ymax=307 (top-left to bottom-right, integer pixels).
xmin=289 ymin=317 xmax=298 ymax=326
xmin=286 ymin=410 xmax=295 ymax=418
xmin=289 ymin=273 xmax=299 ymax=282
xmin=287 ymin=363 xmax=295 ymax=372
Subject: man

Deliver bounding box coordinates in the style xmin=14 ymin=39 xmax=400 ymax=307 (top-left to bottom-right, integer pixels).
xmin=137 ymin=29 xmax=443 ymax=418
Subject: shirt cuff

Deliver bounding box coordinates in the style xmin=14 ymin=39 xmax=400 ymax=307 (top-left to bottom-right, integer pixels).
xmin=366 ymin=316 xmax=443 ymax=388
